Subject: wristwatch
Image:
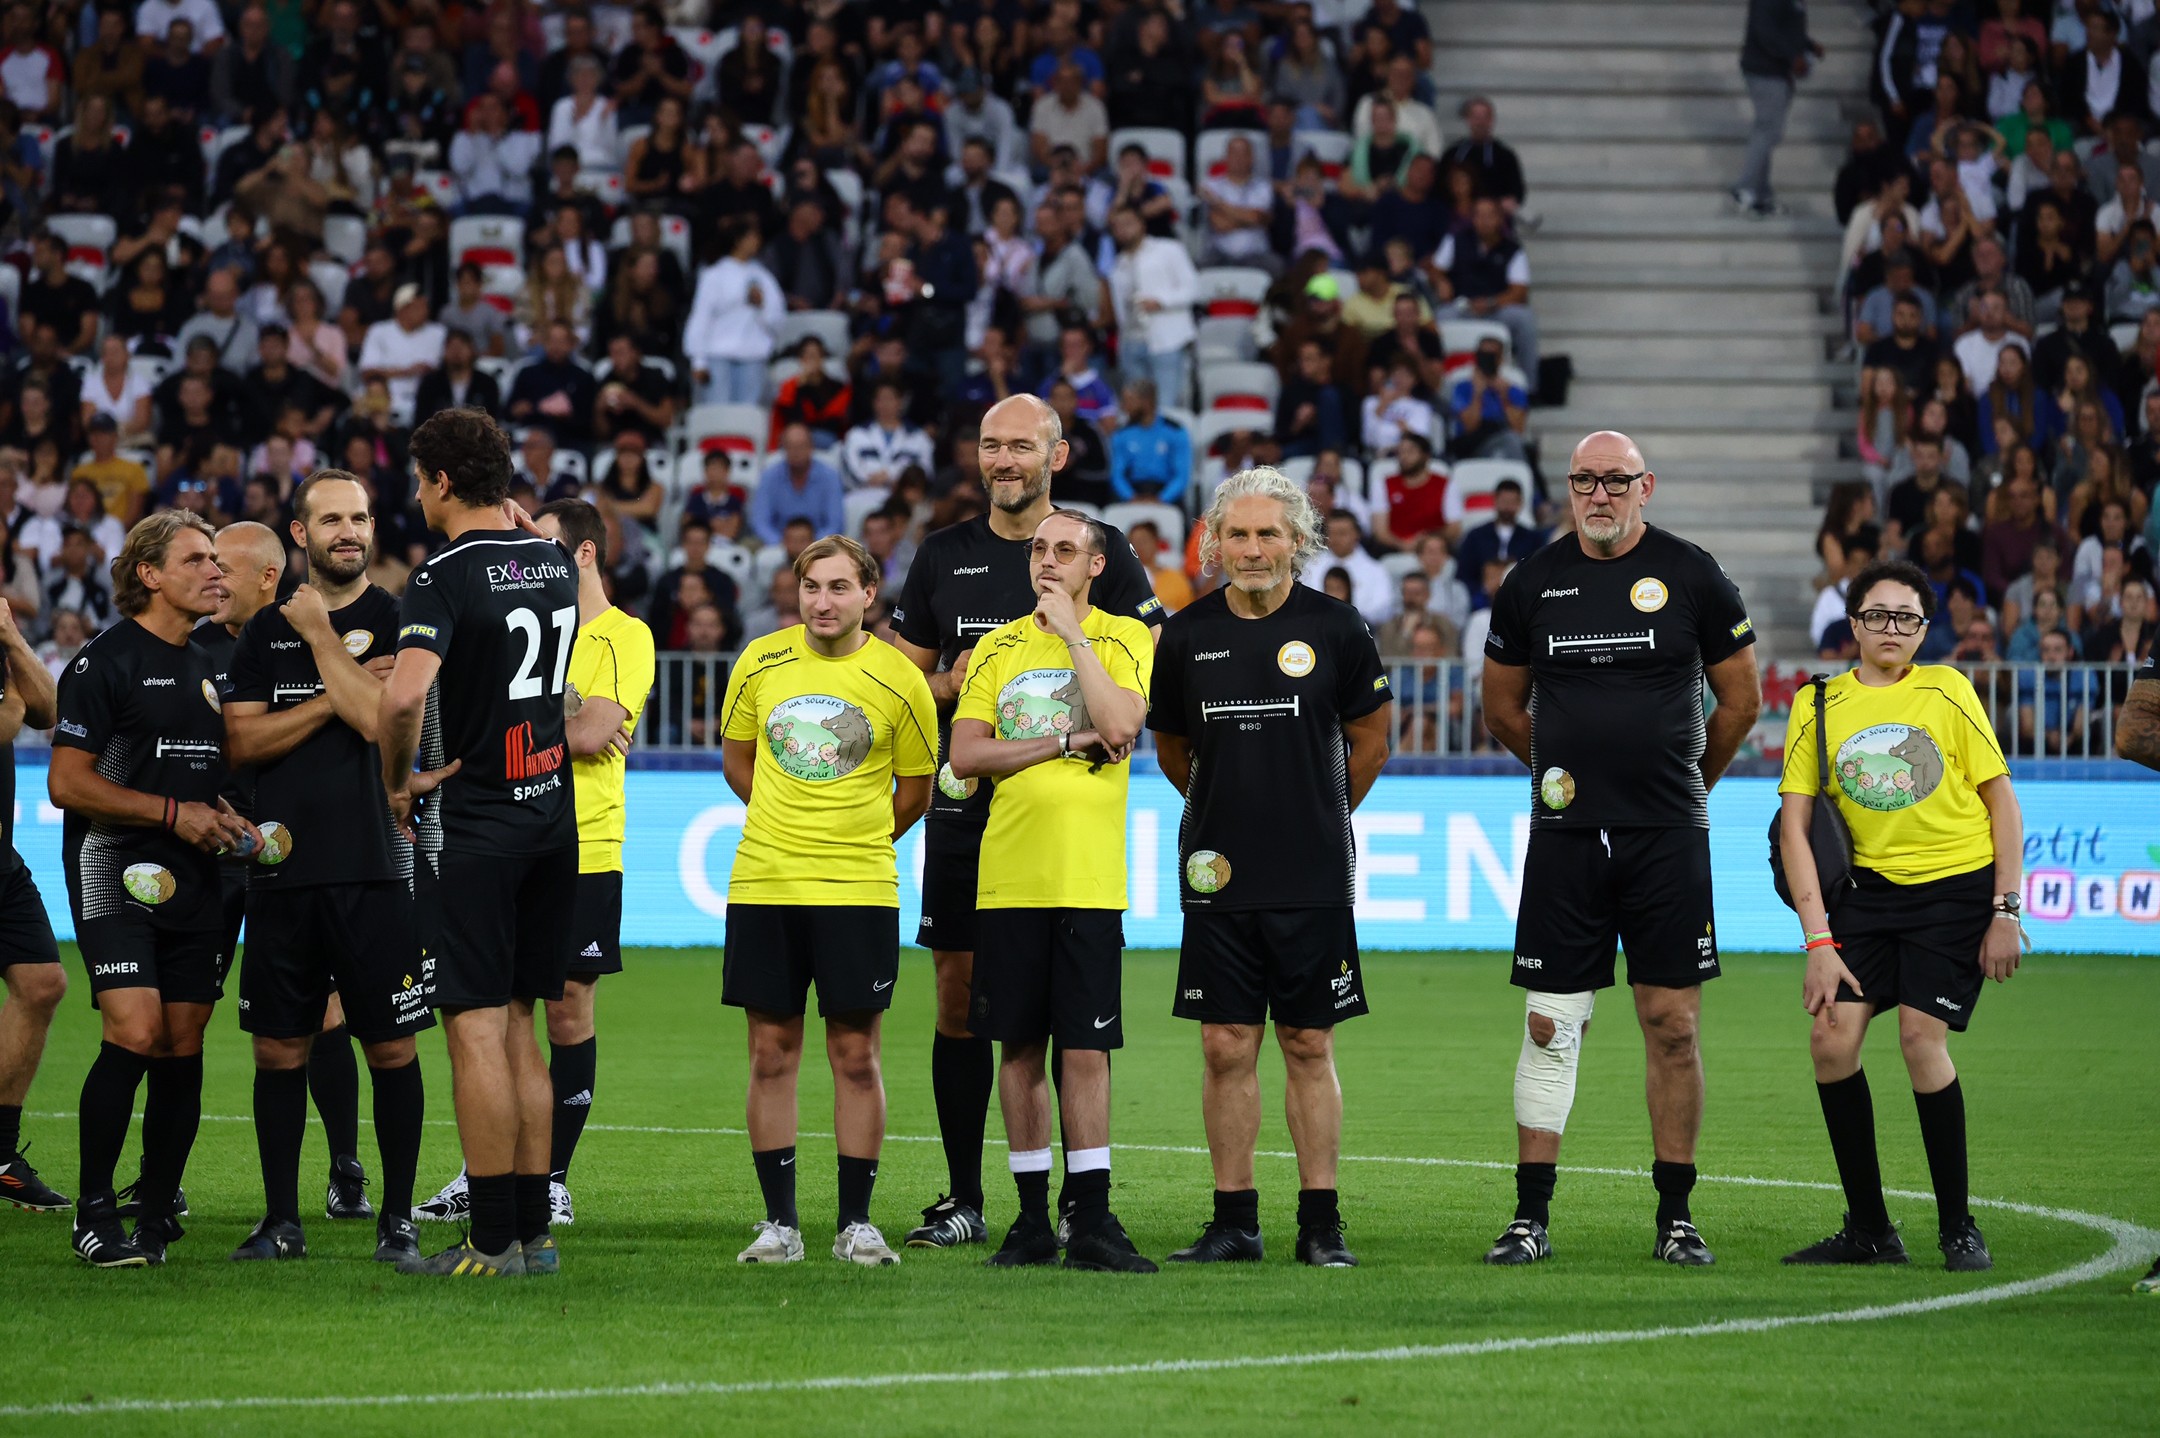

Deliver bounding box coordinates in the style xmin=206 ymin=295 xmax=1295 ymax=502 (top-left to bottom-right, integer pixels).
xmin=1992 ymin=891 xmax=2021 ymax=919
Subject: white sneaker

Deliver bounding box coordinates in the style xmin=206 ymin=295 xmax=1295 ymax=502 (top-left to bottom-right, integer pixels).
xmin=413 ymin=1169 xmax=468 ymax=1223
xmin=833 ymin=1220 xmax=900 ymax=1266
xmin=736 ymin=1220 xmax=804 ymax=1264
xmin=549 ymin=1180 xmax=575 ymax=1226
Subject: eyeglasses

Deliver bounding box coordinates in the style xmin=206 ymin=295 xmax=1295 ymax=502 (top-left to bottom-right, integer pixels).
xmin=1028 ymin=540 xmax=1088 ymax=563
xmin=979 ymin=438 xmax=1043 ymax=459
xmin=1566 ymin=471 xmax=1646 ymax=496
xmin=1856 ymin=608 xmax=1929 ymax=635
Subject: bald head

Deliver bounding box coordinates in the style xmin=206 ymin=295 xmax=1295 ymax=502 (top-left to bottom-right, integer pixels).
xmin=1565 ymin=430 xmax=1655 ymax=558
xmin=216 ymin=520 xmax=286 ymax=628
xmin=1570 ymin=430 xmax=1646 ymax=474
xmin=977 ymin=394 xmax=1068 ymax=518
xmin=984 ymin=393 xmax=1063 ymax=451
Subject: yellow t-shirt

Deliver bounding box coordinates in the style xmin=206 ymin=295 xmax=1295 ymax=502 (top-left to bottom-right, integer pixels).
xmin=954 ymin=607 xmax=1153 ymax=910
xmin=72 ymin=457 xmax=149 ymax=520
xmin=1778 ymin=665 xmax=2009 ymax=885
xmin=721 ymin=626 xmax=937 ymax=906
xmin=568 ymin=606 xmax=656 ymax=873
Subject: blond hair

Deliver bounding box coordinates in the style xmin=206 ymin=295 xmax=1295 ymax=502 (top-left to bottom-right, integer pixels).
xmin=112 ymin=510 xmax=217 ymax=617
xmin=1198 ymin=466 xmax=1323 ymax=575
xmin=792 ymin=533 xmax=881 ymax=589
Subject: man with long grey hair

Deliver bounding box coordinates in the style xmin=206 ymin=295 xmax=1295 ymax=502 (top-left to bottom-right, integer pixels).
xmin=1146 ymin=468 xmax=1394 ymax=1268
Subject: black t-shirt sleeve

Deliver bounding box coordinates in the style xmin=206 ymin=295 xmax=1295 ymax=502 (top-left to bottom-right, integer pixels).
xmin=52 ymin=647 xmax=117 ymax=754
xmin=228 ymin=613 xmax=272 ymax=704
xmin=891 ymin=544 xmax=941 ymax=651
xmin=1484 ymin=564 xmax=1532 ymax=666
xmin=1334 ymin=612 xmax=1393 ymax=721
xmin=1692 ymin=550 xmax=1757 ymax=666
xmin=397 ymin=567 xmax=455 ymax=657
xmin=1146 ymin=618 xmax=1186 ymax=735
xmin=1095 ymin=530 xmax=1167 ymax=628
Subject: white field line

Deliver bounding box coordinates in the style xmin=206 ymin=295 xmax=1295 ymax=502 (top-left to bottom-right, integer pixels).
xmin=7 ymin=1114 xmax=2154 ymax=1422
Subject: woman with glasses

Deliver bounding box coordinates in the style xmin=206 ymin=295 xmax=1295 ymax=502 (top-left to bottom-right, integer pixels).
xmin=1776 ymin=558 xmax=2024 ymax=1273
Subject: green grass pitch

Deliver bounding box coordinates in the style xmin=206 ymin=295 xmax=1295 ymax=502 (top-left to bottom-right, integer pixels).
xmin=1 ymin=948 xmax=2153 ymax=1435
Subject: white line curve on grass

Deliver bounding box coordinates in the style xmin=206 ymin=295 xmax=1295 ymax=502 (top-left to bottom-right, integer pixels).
xmin=7 ymin=1116 xmax=2153 ymax=1421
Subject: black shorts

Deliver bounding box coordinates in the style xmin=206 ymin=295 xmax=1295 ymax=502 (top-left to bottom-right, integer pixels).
xmin=240 ymin=882 xmax=434 ymax=1044
xmin=216 ymin=859 xmax=248 ymax=995
xmin=0 ymin=865 xmax=60 ymax=972
xmin=1831 ymin=864 xmax=1994 ymax=1031
xmin=971 ymin=907 xmax=1125 ymax=1050
xmin=916 ymin=818 xmax=983 ymax=952
xmin=1511 ymin=826 xmax=1721 ymax=993
xmin=416 ymin=846 xmax=579 ymax=1010
xmin=1173 ymin=908 xmax=1367 ymax=1028
xmin=77 ymin=913 xmax=224 ymax=1007
xmin=567 ymin=870 xmax=624 ymax=976
xmin=721 ymin=903 xmax=898 ymax=1017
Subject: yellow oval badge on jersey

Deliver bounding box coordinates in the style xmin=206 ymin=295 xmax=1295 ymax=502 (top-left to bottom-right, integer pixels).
xmin=201 ymin=679 xmax=221 ymax=712
xmin=343 ymin=629 xmax=374 ymax=658
xmin=1630 ymin=578 xmax=1669 ymax=613
xmin=1277 ymin=641 xmax=1315 ymax=677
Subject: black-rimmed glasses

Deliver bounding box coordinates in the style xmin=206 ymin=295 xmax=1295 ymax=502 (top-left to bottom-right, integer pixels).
xmin=1855 ymin=608 xmax=1928 ymax=635
xmin=1566 ymin=471 xmax=1646 ymax=496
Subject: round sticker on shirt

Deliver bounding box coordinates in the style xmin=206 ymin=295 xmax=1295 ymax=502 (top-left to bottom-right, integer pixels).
xmin=1277 ymin=641 xmax=1316 ymax=677
xmin=765 ymin=695 xmax=874 ymax=781
xmin=256 ymin=821 xmax=294 ymax=865
xmin=1185 ymin=850 xmax=1232 ymax=894
xmin=1630 ymin=578 xmax=1669 ymax=613
xmin=1540 ymin=767 xmax=1576 ymax=810
xmin=1834 ymin=723 xmax=1944 ymax=811
xmin=124 ymin=863 xmax=177 ymax=905
xmin=201 ymin=679 xmax=221 ymax=713
xmin=936 ymin=762 xmax=978 ymax=801
xmin=343 ymin=629 xmax=375 ymax=658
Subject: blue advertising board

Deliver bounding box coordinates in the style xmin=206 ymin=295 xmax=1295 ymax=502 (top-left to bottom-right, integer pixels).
xmin=12 ymin=768 xmax=2156 ymax=953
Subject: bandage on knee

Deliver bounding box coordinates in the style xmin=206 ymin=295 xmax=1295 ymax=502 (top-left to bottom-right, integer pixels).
xmin=1514 ymin=990 xmax=1595 ymax=1135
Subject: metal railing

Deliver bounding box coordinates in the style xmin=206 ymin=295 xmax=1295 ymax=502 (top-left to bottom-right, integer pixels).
xmin=639 ymin=654 xmax=2155 ymax=766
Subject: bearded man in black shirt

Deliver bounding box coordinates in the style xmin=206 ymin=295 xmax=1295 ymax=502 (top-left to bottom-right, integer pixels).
xmin=1479 ymin=431 xmax=1761 ymax=1270
xmin=1148 ymin=469 xmax=1392 ymax=1269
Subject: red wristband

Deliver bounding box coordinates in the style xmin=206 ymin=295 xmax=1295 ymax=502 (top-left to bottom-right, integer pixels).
xmin=1803 ymin=936 xmax=1841 ymax=952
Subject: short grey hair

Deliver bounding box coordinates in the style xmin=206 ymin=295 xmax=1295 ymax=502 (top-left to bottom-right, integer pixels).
xmin=1199 ymin=466 xmax=1324 ymax=576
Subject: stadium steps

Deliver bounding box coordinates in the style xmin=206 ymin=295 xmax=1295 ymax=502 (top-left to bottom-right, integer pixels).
xmin=1429 ymin=0 xmax=1875 ymax=650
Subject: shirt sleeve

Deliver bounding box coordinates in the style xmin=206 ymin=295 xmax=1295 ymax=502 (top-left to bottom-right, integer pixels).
xmin=889 ymin=662 xmax=938 ymax=777
xmin=227 ymin=614 xmax=271 ymax=704
xmin=52 ymin=643 xmax=118 ymax=755
xmin=1145 ymin=620 xmax=1185 ymax=735
xmin=1334 ymin=612 xmax=1393 ymax=722
xmin=719 ymin=657 xmax=761 ymax=742
xmin=953 ymin=639 xmax=1002 ymax=728
xmin=1483 ymin=563 xmax=1531 ymax=666
xmin=1099 ymin=620 xmax=1152 ymax=704
xmin=1940 ymin=668 xmax=2010 ymax=788
xmin=395 ymin=564 xmax=455 ymax=657
xmin=1692 ymin=551 xmax=1757 ymax=665
xmin=1777 ymin=682 xmax=1823 ymax=796
xmin=587 ymin=619 xmax=657 ymax=734
xmin=1094 ymin=531 xmax=1167 ymax=628
xmin=890 ymin=543 xmax=942 ymax=651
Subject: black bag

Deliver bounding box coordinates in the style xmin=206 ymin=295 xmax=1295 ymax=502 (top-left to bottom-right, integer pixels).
xmin=1770 ymin=674 xmax=1855 ymax=910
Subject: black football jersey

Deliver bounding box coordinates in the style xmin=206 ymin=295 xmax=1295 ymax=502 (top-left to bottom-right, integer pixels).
xmin=228 ymin=586 xmax=405 ymax=888
xmin=0 ymin=655 xmax=16 ymax=874
xmin=1148 ymin=585 xmax=1391 ymax=910
xmin=891 ymin=513 xmax=1164 ymax=822
xmin=1484 ymin=525 xmax=1756 ymax=830
xmin=192 ymin=621 xmax=254 ymax=817
xmin=396 ymin=531 xmax=580 ymax=855
xmin=53 ymin=618 xmax=232 ymax=930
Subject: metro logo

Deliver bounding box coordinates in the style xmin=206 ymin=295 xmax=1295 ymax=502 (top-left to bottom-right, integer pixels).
xmin=504 ymin=722 xmax=567 ymax=780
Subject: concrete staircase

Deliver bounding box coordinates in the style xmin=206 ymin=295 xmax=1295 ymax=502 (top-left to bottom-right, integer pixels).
xmin=1429 ymin=0 xmax=1875 ymax=654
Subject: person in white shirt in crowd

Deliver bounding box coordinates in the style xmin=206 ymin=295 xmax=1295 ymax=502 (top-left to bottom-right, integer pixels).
xmin=80 ymin=334 xmax=155 ymax=444
xmin=1414 ymin=531 xmax=1475 ymax=631
xmin=1299 ymin=507 xmax=1397 ymax=625
xmin=1951 ymin=292 xmax=2030 ymax=395
xmin=1361 ymin=356 xmax=1437 ymax=456
xmin=1200 ymin=136 xmax=1277 ymax=274
xmin=2095 ymin=160 xmax=2160 ymax=266
xmin=1029 ymin=60 xmax=1111 ymax=175
xmin=1917 ymin=156 xmax=1995 ymax=240
xmin=548 ymin=54 xmax=619 ymax=172
xmin=945 ymin=67 xmax=1019 ymax=170
xmin=1352 ymin=56 xmax=1443 ymax=158
xmin=841 ymin=380 xmax=935 ymax=492
xmin=684 ymin=217 xmax=786 ymax=405
xmin=1108 ymin=203 xmax=1199 ymax=412
xmin=173 ymin=270 xmax=261 ymax=376
xmin=450 ymin=91 xmax=541 ymax=216
xmin=1809 ymin=529 xmax=1877 ymax=652
xmin=1305 ymin=460 xmax=1372 ymax=537
xmin=357 ymin=283 xmax=446 ymax=425
xmin=136 ymin=0 xmax=225 ymax=52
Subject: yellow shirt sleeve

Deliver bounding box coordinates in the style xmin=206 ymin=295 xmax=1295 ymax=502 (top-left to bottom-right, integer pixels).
xmin=585 ymin=616 xmax=656 ymax=736
xmin=1096 ymin=619 xmax=1153 ymax=703
xmin=890 ymin=655 xmax=938 ymax=777
xmin=720 ymin=657 xmax=761 ymax=742
xmin=1937 ymin=666 xmax=2009 ymax=787
xmin=1778 ymin=682 xmax=1823 ymax=796
xmin=953 ymin=638 xmax=1005 ymax=729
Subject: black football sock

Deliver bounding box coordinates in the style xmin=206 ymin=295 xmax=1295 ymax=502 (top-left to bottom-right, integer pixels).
xmin=1014 ymin=1167 xmax=1050 ymax=1224
xmin=751 ymin=1146 xmax=799 ymax=1228
xmin=837 ymin=1154 xmax=879 ymax=1231
xmin=307 ymin=1025 xmax=360 ymax=1161
xmin=252 ymin=1066 xmax=308 ymax=1224
xmin=1215 ymin=1187 xmax=1260 ymax=1232
xmin=514 ymin=1172 xmax=551 ymax=1244
xmin=0 ymin=1101 xmax=21 ymax=1155
xmin=1065 ymin=1167 xmax=1111 ymax=1238
xmin=137 ymin=1053 xmax=203 ymax=1218
xmin=1815 ymin=1070 xmax=1891 ymax=1234
xmin=548 ymin=1036 xmax=596 ymax=1181
xmin=467 ymin=1172 xmax=516 ymax=1254
xmin=1296 ymin=1187 xmax=1340 ymax=1232
xmin=1913 ymin=1076 xmax=1970 ymax=1232
xmin=77 ymin=1042 xmax=148 ymax=1200
xmin=368 ymin=1059 xmax=424 ymax=1222
xmin=930 ymin=1031 xmax=992 ymax=1211
xmin=1651 ymin=1159 xmax=1696 ymax=1227
xmin=1514 ymin=1161 xmax=1557 ymax=1226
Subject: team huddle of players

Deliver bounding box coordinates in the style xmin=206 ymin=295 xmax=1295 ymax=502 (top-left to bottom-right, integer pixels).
xmin=0 ymin=401 xmax=2124 ymax=1283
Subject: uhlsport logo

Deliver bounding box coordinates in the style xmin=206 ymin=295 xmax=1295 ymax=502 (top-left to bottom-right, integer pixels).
xmin=766 ymin=694 xmax=874 ymax=781
xmin=1834 ymin=723 xmax=1944 ymax=811
xmin=995 ymin=668 xmax=1089 ymax=741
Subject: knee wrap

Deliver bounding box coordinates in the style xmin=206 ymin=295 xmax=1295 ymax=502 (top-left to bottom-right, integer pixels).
xmin=1513 ymin=990 xmax=1595 ymax=1135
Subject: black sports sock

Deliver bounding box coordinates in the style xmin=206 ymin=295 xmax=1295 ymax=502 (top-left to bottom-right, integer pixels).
xmin=1651 ymin=1160 xmax=1697 ymax=1227
xmin=751 ymin=1146 xmax=799 ymax=1228
xmin=1913 ymin=1077 xmax=1970 ymax=1232
xmin=929 ymin=1031 xmax=992 ymax=1211
xmin=252 ymin=1067 xmax=308 ymax=1224
xmin=1816 ymin=1070 xmax=1891 ymax=1234
xmin=1295 ymin=1187 xmax=1340 ymax=1231
xmin=368 ymin=1059 xmax=424 ymax=1221
xmin=138 ymin=1053 xmax=203 ymax=1218
xmin=0 ymin=1101 xmax=21 ymax=1155
xmin=1014 ymin=1168 xmax=1050 ymax=1223
xmin=467 ymin=1172 xmax=516 ymax=1254
xmin=837 ymin=1154 xmax=879 ymax=1230
xmin=77 ymin=1042 xmax=148 ymax=1199
xmin=1514 ymin=1161 xmax=1557 ymax=1226
xmin=1066 ymin=1168 xmax=1110 ymax=1237
xmin=548 ymin=1036 xmax=596 ymax=1181
xmin=1214 ymin=1187 xmax=1260 ymax=1232
xmin=514 ymin=1172 xmax=550 ymax=1244
xmin=308 ymin=1026 xmax=360 ymax=1161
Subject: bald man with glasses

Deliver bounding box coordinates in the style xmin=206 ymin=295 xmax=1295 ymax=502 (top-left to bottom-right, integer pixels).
xmin=1478 ymin=431 xmax=1762 ymax=1269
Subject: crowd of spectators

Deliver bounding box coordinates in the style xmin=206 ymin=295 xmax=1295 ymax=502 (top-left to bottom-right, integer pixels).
xmin=0 ymin=0 xmax=1549 ymax=751
xmin=1832 ymin=0 xmax=2158 ymax=752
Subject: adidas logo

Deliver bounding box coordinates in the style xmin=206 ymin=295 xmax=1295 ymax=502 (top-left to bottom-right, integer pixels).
xmin=580 ymin=942 xmax=603 ymax=957
xmin=563 ymin=1090 xmax=593 ymax=1107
